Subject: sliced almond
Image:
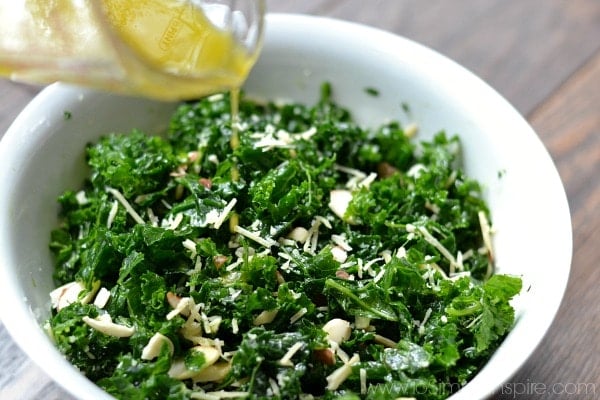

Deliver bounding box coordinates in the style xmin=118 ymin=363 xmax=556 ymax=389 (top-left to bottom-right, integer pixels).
xmin=168 ymin=359 xmax=195 ymax=380
xmin=168 ymin=345 xmax=221 ymax=380
xmin=82 ymin=314 xmax=135 ymax=338
xmin=313 ymin=348 xmax=336 ymax=366
xmin=166 ymin=291 xmax=180 ymax=307
xmin=166 ymin=292 xmax=191 ymax=319
xmin=193 ymin=345 xmax=220 ymax=366
xmin=81 ymin=281 xmax=101 ymax=305
xmin=181 ymin=320 xmax=203 ymax=342
xmin=377 ymin=162 xmax=399 ymax=178
xmin=253 ymin=309 xmax=278 ymax=326
xmin=287 ymin=227 xmax=310 ymax=243
xmin=50 ymin=280 xmax=100 ymax=311
xmin=188 ymin=151 xmax=200 ymax=162
xmin=198 ymin=177 xmax=212 ymax=189
xmin=328 ymin=190 xmax=355 ymax=223
xmin=191 ymin=361 xmax=231 ymax=383
xmin=93 ymin=287 xmax=111 ymax=309
xmin=213 ymin=255 xmax=228 ymax=269
xmin=335 ymin=270 xmax=351 ymax=280
xmin=141 ymin=333 xmax=174 ymax=360
xmin=322 ymin=318 xmax=351 ymax=345
xmin=331 ymin=246 xmax=348 ymax=263
xmin=50 ymin=282 xmax=82 ymax=310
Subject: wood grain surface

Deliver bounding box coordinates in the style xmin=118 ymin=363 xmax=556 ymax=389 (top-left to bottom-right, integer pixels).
xmin=0 ymin=1 xmax=598 ymax=399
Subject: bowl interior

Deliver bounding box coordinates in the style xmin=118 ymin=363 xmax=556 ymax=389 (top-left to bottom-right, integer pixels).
xmin=0 ymin=13 xmax=571 ymax=400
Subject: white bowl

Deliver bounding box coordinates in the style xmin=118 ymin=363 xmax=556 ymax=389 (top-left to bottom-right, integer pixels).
xmin=0 ymin=13 xmax=571 ymax=400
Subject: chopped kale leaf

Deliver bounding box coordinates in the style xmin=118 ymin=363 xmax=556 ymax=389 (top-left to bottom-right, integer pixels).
xmin=48 ymin=85 xmax=521 ymax=399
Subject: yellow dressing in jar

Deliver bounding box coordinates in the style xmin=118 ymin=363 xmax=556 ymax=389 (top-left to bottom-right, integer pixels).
xmin=0 ymin=0 xmax=264 ymax=101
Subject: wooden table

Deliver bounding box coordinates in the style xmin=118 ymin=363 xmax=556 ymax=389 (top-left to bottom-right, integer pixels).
xmin=1 ymin=1 xmax=598 ymax=399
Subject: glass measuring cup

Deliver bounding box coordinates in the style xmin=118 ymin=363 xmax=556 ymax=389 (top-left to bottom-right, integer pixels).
xmin=0 ymin=0 xmax=265 ymax=100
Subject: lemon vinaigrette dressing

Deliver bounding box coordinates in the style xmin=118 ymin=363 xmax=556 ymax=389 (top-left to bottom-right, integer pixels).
xmin=0 ymin=0 xmax=261 ymax=225
xmin=228 ymin=87 xmax=241 ymax=232
xmin=0 ymin=1 xmax=262 ymax=101
xmin=100 ymin=0 xmax=259 ymax=100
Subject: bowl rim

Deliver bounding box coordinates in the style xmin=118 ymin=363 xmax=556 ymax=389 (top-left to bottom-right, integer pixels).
xmin=0 ymin=12 xmax=572 ymax=400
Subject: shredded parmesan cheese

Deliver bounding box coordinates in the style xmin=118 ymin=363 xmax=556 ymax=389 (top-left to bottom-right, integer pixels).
xmin=234 ymin=225 xmax=278 ymax=248
xmin=358 ymin=172 xmax=377 ymax=188
xmin=253 ymin=309 xmax=279 ymax=326
xmin=190 ymin=391 xmax=249 ymax=399
xmin=326 ymin=353 xmax=360 ymax=390
xmin=331 ymin=234 xmax=352 ymax=251
xmin=75 ymin=190 xmax=89 ymax=205
xmin=305 ymin=218 xmax=322 ymax=254
xmin=334 ymin=164 xmax=368 ymax=189
xmin=290 ymin=307 xmax=308 ymax=324
xmin=147 ymin=207 xmax=159 ymax=227
xmin=373 ymin=267 xmax=386 ymax=283
xmin=315 ymin=215 xmax=332 ymax=229
xmin=168 ymin=213 xmax=184 ymax=230
xmin=182 ymin=239 xmax=197 ymax=257
xmin=360 ymin=368 xmax=367 ymax=395
xmin=364 ymin=257 xmax=383 ymax=277
xmin=412 ymin=224 xmax=458 ymax=274
xmin=418 ymin=307 xmax=433 ymax=335
xmin=252 ymin=126 xmax=317 ymax=152
xmin=106 ymin=200 xmax=118 ymax=229
xmin=334 ymin=343 xmax=350 ymax=364
xmin=357 ymin=258 xmax=364 ymax=279
xmin=213 ymin=198 xmax=237 ymax=229
xmin=478 ymin=210 xmax=494 ymax=266
xmin=406 ymin=163 xmax=426 ymax=178
xmin=268 ymin=378 xmax=281 ymax=397
xmin=106 ymin=187 xmax=145 ymax=224
xmin=278 ymin=341 xmax=304 ymax=367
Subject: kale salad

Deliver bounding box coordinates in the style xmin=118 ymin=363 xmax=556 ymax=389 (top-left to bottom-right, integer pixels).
xmin=47 ymin=84 xmax=521 ymax=400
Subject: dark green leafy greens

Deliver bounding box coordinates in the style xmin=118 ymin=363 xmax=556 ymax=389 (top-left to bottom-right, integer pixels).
xmin=48 ymin=85 xmax=521 ymax=400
